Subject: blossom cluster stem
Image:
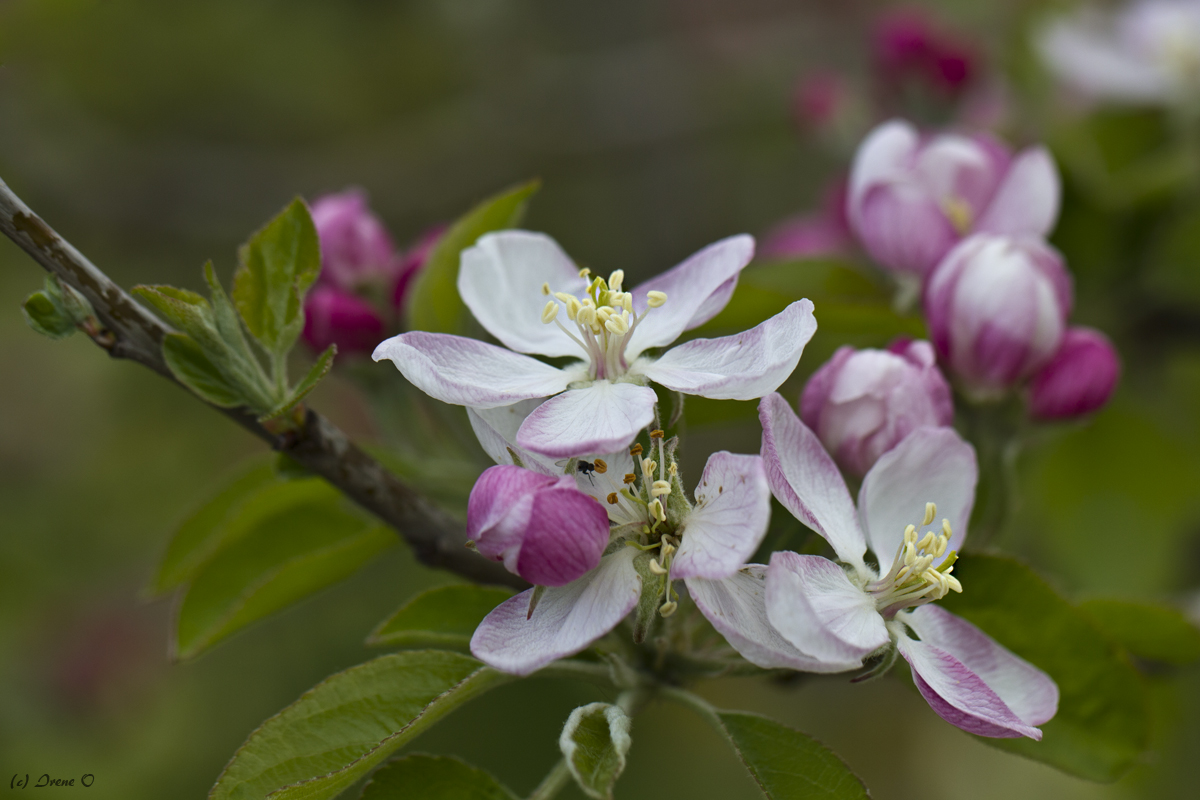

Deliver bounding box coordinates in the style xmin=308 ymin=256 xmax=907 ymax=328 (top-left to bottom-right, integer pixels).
xmin=527 ymin=759 xmax=571 ymax=800
xmin=0 ymin=175 xmax=522 ymax=589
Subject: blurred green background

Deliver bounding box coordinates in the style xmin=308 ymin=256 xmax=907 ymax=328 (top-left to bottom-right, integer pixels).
xmin=2 ymin=1 xmax=1199 ymax=798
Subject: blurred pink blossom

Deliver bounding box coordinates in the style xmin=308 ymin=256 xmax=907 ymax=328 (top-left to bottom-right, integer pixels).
xmin=310 ymin=189 xmax=398 ymax=293
xmin=302 ymin=284 xmax=386 ymax=356
xmin=1028 ymin=327 xmax=1121 ymax=420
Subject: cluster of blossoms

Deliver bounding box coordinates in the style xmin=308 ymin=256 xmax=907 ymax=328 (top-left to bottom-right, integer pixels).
xmin=372 ymin=222 xmax=1060 ymax=740
xmin=845 ymin=118 xmax=1120 ymax=419
xmin=302 ymin=189 xmax=443 ymax=356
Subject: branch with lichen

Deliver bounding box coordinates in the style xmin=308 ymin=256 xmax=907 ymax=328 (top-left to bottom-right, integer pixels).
xmin=0 ymin=175 xmax=520 ymax=589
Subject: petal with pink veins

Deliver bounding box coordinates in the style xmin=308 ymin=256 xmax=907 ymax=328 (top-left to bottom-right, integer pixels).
xmin=516 ymin=381 xmax=658 ymax=459
xmin=458 ymin=231 xmax=590 ymax=358
xmin=672 ymin=453 xmax=771 ymax=580
xmin=848 ymin=119 xmax=920 ymax=228
xmin=857 ymin=426 xmax=977 ymax=564
xmin=373 ymin=332 xmax=578 ymax=408
xmin=686 ymin=567 xmax=862 ymax=673
xmin=639 ymin=301 xmax=817 ymax=401
xmin=758 ymin=393 xmax=867 ymax=565
xmin=974 ymin=147 xmax=1061 ymax=238
xmin=765 ymin=552 xmax=889 ymax=663
xmin=470 ymin=547 xmax=642 ymax=676
xmin=625 ymin=235 xmax=755 ymax=357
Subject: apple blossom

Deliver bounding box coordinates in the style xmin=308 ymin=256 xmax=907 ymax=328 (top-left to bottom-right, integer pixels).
xmin=733 ymin=393 xmax=1058 ymax=738
xmin=373 ymin=231 xmax=817 ymax=459
xmin=846 ymin=120 xmax=1060 ymax=281
xmin=301 ymin=285 xmax=385 ymax=355
xmin=310 ymin=189 xmax=399 ymax=293
xmin=800 ymin=339 xmax=954 ymax=477
xmin=924 ymin=233 xmax=1073 ymax=399
xmin=1037 ymin=0 xmax=1200 ymax=106
xmin=1028 ymin=327 xmax=1121 ymax=421
xmin=466 ymin=403 xmax=774 ymax=676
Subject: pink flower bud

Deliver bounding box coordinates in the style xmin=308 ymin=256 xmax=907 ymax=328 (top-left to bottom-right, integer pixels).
xmin=924 ymin=234 xmax=1073 ymax=399
xmin=310 ymin=190 xmax=397 ymax=292
xmin=794 ymin=71 xmax=848 ymax=130
xmin=873 ymin=9 xmax=976 ymax=95
xmin=800 ymin=339 xmax=954 ymax=477
xmin=1028 ymin=327 xmax=1120 ymax=420
xmin=847 ymin=119 xmax=1060 ymax=280
xmin=468 ymin=465 xmax=611 ymax=587
xmin=392 ymin=224 xmax=446 ymax=311
xmin=302 ymin=285 xmax=385 ymax=356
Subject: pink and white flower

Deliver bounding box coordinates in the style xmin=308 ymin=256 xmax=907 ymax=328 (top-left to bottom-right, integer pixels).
xmin=1037 ymin=1 xmax=1200 ymax=106
xmin=310 ymin=190 xmax=399 ymax=293
xmin=846 ymin=120 xmax=1060 ymax=282
xmin=800 ymin=339 xmax=954 ymax=478
xmin=466 ymin=405 xmax=774 ymax=676
xmin=373 ymin=231 xmax=816 ymax=459
xmin=722 ymin=393 xmax=1058 ymax=739
xmin=924 ymin=233 xmax=1073 ymax=399
xmin=1027 ymin=326 xmax=1121 ymax=421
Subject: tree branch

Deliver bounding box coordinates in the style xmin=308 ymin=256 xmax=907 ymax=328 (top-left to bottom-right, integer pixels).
xmin=0 ymin=175 xmax=521 ymax=589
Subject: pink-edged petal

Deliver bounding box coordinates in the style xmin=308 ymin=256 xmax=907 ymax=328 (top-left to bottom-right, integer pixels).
xmin=516 ymin=488 xmax=611 ymax=586
xmin=758 ymin=393 xmax=867 ymax=566
xmin=373 ymin=332 xmax=578 ymax=408
xmin=516 ymin=381 xmax=657 ymax=459
xmin=686 ymin=567 xmax=862 ymax=673
xmin=895 ymin=625 xmax=1043 ymax=739
xmin=907 ymin=605 xmax=1058 ymax=727
xmin=470 ymin=547 xmax=641 ymax=676
xmin=625 ymin=235 xmax=755 ymax=357
xmin=858 ymin=426 xmax=977 ymax=564
xmin=467 ymin=400 xmax=559 ymax=475
xmin=856 ymin=182 xmax=959 ymax=278
xmin=765 ymin=552 xmax=889 ymax=663
xmin=673 ymin=453 xmax=771 ymax=580
xmin=974 ymin=147 xmax=1061 ymax=238
xmin=458 ymin=231 xmax=589 ymax=358
xmin=848 ymin=119 xmax=920 ymax=229
xmin=914 ymin=134 xmax=1004 ymax=218
xmin=638 ymin=300 xmax=817 ymax=401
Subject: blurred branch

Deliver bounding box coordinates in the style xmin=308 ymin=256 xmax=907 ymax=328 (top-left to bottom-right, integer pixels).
xmin=0 ymin=176 xmax=521 ymax=589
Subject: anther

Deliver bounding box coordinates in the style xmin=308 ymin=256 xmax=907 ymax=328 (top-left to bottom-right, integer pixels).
xmin=650 ymin=499 xmax=666 ymax=523
xmin=541 ymin=282 xmax=551 ymax=296
xmin=659 ymin=601 xmax=678 ymax=617
xmin=942 ymin=519 xmax=952 ymax=537
xmin=651 ymin=480 xmax=671 ymax=497
xmin=609 ymin=270 xmax=625 ymax=291
xmin=605 ymin=314 xmax=629 ymax=335
xmin=648 ymin=558 xmax=668 ymax=575
xmin=649 ymin=429 xmax=664 ymax=439
xmin=923 ymin=502 xmax=937 ymax=527
xmin=541 ymin=301 xmax=559 ymax=324
xmin=593 ymin=459 xmax=607 ymax=474
xmin=578 ymin=267 xmax=591 ymax=279
xmin=647 ymin=290 xmax=667 ymax=308
xmin=630 ymin=443 xmax=643 ymax=456
xmin=622 ymin=294 xmax=633 ymax=313
xmin=606 ymin=492 xmax=619 ymax=505
xmin=623 ymin=473 xmax=637 ymax=484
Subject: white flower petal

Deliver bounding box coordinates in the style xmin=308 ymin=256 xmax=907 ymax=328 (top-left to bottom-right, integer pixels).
xmin=686 ymin=567 xmax=861 ymax=673
xmin=765 ymin=552 xmax=889 ymax=663
xmin=469 ymin=546 xmax=641 ymax=676
xmin=906 ymin=605 xmax=1058 ymax=727
xmin=672 ymin=453 xmax=771 ymax=580
xmin=516 ymin=381 xmax=658 ymax=459
xmin=625 ymin=235 xmax=755 ymax=357
xmin=974 ymin=147 xmax=1061 ymax=239
xmin=758 ymin=393 xmax=867 ymax=566
xmin=373 ymin=332 xmax=577 ymax=408
xmin=848 ymin=119 xmax=920 ymax=230
xmin=638 ymin=300 xmax=817 ymax=401
xmin=458 ymin=231 xmax=590 ymax=358
xmin=858 ymin=426 xmax=977 ymax=567
xmin=467 ymin=400 xmax=558 ymax=475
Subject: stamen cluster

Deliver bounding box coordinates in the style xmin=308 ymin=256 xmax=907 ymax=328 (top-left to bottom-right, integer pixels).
xmin=867 ymin=501 xmax=962 ymax=618
xmin=539 ymin=268 xmax=666 ymax=380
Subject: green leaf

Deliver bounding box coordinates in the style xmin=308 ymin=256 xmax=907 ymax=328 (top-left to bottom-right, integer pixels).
xmin=939 ymin=555 xmax=1150 ymax=781
xmin=1080 ymin=598 xmax=1200 ymax=667
xmin=133 ymin=284 xmax=216 ymax=338
xmin=210 ymin=651 xmax=514 ymax=800
xmin=162 ymin=333 xmax=247 ymax=408
xmin=260 ymin=344 xmax=337 ymax=421
xmin=149 ymin=458 xmax=279 ymax=595
xmin=359 ymin=755 xmax=516 ymax=800
xmin=406 ymin=180 xmax=539 ymax=334
xmin=367 ymin=585 xmax=513 ymax=649
xmin=174 ymin=479 xmax=395 ymax=659
xmin=716 ymin=711 xmax=870 ymax=800
xmin=233 ymin=197 xmax=321 ymax=356
xmin=23 ymin=290 xmax=78 ymax=339
xmin=560 ymin=702 xmax=632 ymax=800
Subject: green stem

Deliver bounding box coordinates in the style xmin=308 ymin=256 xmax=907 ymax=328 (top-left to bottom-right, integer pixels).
xmin=527 ymin=759 xmax=572 ymax=800
xmin=536 ymin=660 xmax=617 ymax=686
xmin=659 ymin=685 xmax=724 ymax=731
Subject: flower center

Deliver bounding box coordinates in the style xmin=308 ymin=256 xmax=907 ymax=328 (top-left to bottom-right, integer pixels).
xmin=540 ymin=268 xmax=666 ymax=380
xmin=867 ymin=501 xmax=963 ymax=618
xmin=942 ymin=196 xmax=974 ymax=235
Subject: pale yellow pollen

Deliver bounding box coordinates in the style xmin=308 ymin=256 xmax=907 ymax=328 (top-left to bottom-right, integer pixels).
xmin=943 ymin=196 xmax=973 ymax=235
xmin=578 ymin=267 xmax=591 ymax=279
xmin=923 ymin=502 xmax=937 ymax=527
xmin=641 ymin=457 xmax=656 ymax=476
xmin=540 ymin=300 xmax=559 ymax=324
xmin=621 ymin=293 xmax=633 ymax=313
xmin=647 ymin=290 xmax=667 ymax=308
xmin=541 ymin=282 xmax=551 ymax=296
xmin=648 ymin=558 xmax=669 ymax=575
xmin=659 ymin=601 xmax=678 ymax=616
xmin=609 ymin=269 xmax=625 ymax=291
xmin=651 ymin=479 xmax=672 ymax=497
xmin=604 ymin=312 xmax=630 ymax=336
